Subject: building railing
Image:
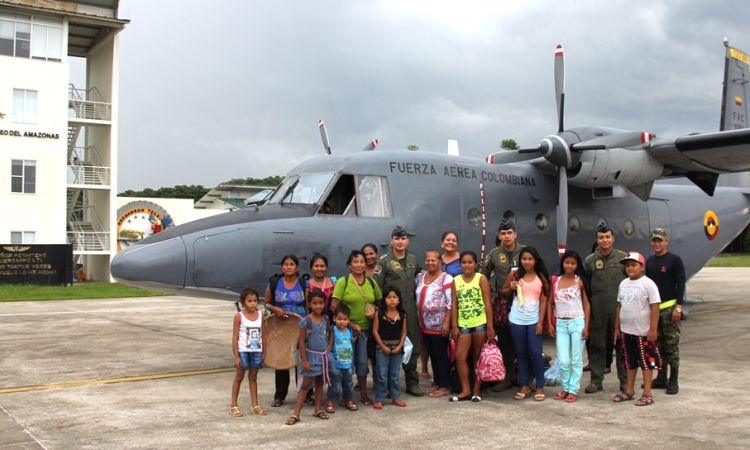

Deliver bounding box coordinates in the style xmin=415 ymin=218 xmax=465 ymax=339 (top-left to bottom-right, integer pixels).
xmin=67 ymin=232 xmax=111 ymax=252
xmin=68 ymin=84 xmax=112 ymax=121
xmin=67 ymin=164 xmax=111 ymax=186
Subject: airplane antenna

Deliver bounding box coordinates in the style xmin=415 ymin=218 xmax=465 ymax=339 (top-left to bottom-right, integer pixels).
xmin=319 ymin=120 xmax=331 ymax=155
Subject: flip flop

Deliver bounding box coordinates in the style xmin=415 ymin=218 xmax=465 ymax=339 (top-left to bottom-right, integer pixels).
xmin=565 ymin=394 xmax=577 ymax=403
xmin=270 ymin=399 xmax=284 ymax=407
xmin=449 ymin=394 xmax=472 ymax=402
xmin=230 ymin=406 xmax=243 ymax=417
xmin=285 ymin=415 xmax=300 ymax=425
xmin=514 ymin=391 xmax=532 ymax=400
xmin=373 ymin=402 xmax=383 ymax=410
xmin=534 ymin=393 xmax=546 ymax=401
xmin=635 ymin=394 xmax=655 ymax=406
xmin=392 ymin=399 xmax=407 ymax=407
xmin=324 ymin=401 xmax=335 ymax=413
xmin=613 ymin=392 xmax=635 ymax=403
xmin=429 ymin=389 xmax=450 ymax=398
xmin=554 ymin=391 xmax=569 ymax=401
xmin=425 ymin=386 xmax=439 ymax=395
xmin=313 ymin=410 xmax=330 ymax=419
xmin=361 ymin=398 xmax=373 ymax=406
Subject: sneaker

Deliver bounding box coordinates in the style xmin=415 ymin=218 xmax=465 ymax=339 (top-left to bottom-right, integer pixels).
xmin=406 ymin=386 xmax=425 ymax=397
xmin=584 ymin=383 xmax=603 ymax=394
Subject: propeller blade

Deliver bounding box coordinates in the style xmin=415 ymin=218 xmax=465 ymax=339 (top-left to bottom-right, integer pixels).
xmin=363 ymin=139 xmax=378 ymax=151
xmin=318 ymin=120 xmax=331 ymax=155
xmin=448 ymin=139 xmax=460 ymax=156
xmin=557 ymin=165 xmax=568 ymax=257
xmin=485 ymin=150 xmax=539 ymax=164
xmin=555 ymin=45 xmax=566 ymax=133
xmin=518 ymin=148 xmax=540 ymax=154
xmin=571 ymin=131 xmax=654 ymax=150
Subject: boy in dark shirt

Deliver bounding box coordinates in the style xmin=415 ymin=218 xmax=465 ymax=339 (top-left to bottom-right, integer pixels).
xmin=645 ymin=228 xmax=685 ymax=395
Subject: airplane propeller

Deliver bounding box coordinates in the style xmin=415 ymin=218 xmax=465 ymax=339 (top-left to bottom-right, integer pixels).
xmin=319 ymin=120 xmax=331 ymax=155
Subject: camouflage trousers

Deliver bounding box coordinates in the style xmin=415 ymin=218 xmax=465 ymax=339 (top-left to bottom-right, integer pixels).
xmin=657 ymin=306 xmax=681 ymax=370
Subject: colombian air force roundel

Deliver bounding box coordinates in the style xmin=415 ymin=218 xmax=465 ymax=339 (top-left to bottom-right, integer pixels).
xmin=704 ymin=211 xmax=719 ymax=241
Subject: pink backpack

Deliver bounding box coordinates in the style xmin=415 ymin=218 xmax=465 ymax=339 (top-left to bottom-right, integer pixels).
xmin=476 ymin=340 xmax=505 ymax=382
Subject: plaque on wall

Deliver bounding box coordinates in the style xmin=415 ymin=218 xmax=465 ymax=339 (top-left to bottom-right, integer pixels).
xmin=0 ymin=244 xmax=74 ymax=286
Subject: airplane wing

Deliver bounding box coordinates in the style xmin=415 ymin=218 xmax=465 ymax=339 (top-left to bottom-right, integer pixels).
xmin=648 ymin=128 xmax=750 ymax=175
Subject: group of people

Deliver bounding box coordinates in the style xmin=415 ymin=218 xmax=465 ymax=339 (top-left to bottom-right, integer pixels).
xmin=229 ymin=220 xmax=685 ymax=423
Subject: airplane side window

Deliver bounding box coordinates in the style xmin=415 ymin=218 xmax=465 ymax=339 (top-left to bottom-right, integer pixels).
xmin=358 ymin=176 xmax=392 ymax=218
xmin=320 ymin=174 xmax=356 ymax=215
xmin=268 ymin=173 xmax=335 ymax=205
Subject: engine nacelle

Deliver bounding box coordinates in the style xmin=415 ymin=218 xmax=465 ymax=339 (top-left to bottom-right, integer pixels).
xmin=568 ymin=148 xmax=664 ymax=189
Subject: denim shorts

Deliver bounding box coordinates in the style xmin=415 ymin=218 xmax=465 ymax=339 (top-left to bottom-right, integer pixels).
xmin=239 ymin=352 xmax=262 ymax=369
xmin=459 ymin=324 xmax=487 ymax=335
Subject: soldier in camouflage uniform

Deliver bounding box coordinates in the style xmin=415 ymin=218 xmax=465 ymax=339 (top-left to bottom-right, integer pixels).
xmin=583 ymin=224 xmax=628 ymax=393
xmin=645 ymin=228 xmax=684 ymax=395
xmin=481 ymin=219 xmax=525 ymax=392
xmin=373 ymin=226 xmax=424 ymax=396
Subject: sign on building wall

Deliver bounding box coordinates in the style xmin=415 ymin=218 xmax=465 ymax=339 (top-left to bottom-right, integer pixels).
xmin=0 ymin=244 xmax=73 ymax=286
xmin=117 ymin=201 xmax=175 ymax=252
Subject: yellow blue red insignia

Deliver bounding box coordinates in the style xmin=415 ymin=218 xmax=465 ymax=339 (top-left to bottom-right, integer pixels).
xmin=391 ymin=260 xmax=402 ymax=270
xmin=595 ymin=260 xmax=604 ymax=270
xmin=704 ymin=211 xmax=719 ymax=241
xmin=499 ymin=254 xmax=508 ymax=264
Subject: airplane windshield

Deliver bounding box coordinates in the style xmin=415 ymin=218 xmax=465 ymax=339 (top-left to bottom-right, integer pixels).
xmin=267 ymin=173 xmax=335 ymax=205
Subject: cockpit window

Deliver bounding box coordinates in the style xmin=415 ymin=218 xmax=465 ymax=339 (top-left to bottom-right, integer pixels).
xmin=267 ymin=173 xmax=335 ymax=205
xmin=358 ymin=176 xmax=392 ymax=217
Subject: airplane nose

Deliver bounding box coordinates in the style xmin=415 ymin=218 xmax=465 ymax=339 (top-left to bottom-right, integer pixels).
xmin=111 ymin=236 xmax=187 ymax=294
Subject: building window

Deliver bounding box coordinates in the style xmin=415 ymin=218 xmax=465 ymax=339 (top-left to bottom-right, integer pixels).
xmin=13 ymin=89 xmax=37 ymax=123
xmin=0 ymin=12 xmax=62 ymax=61
xmin=10 ymin=231 xmax=35 ymax=244
xmin=11 ymin=160 xmax=35 ymax=193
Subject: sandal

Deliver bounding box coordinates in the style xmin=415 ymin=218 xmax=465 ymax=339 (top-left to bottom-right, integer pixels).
xmin=325 ymin=401 xmax=335 ymax=413
xmin=613 ymin=392 xmax=635 ymax=403
xmin=251 ymin=406 xmax=267 ymax=415
xmin=534 ymin=392 xmax=546 ymax=401
xmin=554 ymin=391 xmax=569 ymax=401
xmin=425 ymin=386 xmax=438 ymax=395
xmin=230 ymin=406 xmax=243 ymax=417
xmin=635 ymin=394 xmax=655 ymax=407
xmin=270 ymin=399 xmax=284 ymax=408
xmin=514 ymin=391 xmax=532 ymax=400
xmin=305 ymin=396 xmax=315 ymax=406
xmin=421 ymin=371 xmax=431 ymax=379
xmin=285 ymin=415 xmax=300 ymax=425
xmin=340 ymin=401 xmax=358 ymax=411
xmin=392 ymin=399 xmax=407 ymax=407
xmin=429 ymin=389 xmax=450 ymax=398
xmin=565 ymin=394 xmax=577 ymax=403
xmin=373 ymin=402 xmax=383 ymax=410
xmin=312 ymin=410 xmax=330 ymax=419
xmin=361 ymin=397 xmax=373 ymax=406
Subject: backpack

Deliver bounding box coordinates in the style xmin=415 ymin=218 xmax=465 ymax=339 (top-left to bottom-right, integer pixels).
xmin=492 ymin=271 xmax=518 ymax=330
xmin=476 ymin=340 xmax=505 ymax=383
xmin=303 ymin=314 xmax=330 ymax=343
xmin=268 ymin=274 xmax=304 ymax=305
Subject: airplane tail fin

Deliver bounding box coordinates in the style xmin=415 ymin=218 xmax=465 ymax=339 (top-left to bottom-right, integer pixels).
xmin=718 ymin=41 xmax=750 ymax=189
xmin=719 ymin=40 xmax=749 ymax=132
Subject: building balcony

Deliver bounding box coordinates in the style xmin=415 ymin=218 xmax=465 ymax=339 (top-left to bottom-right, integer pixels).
xmin=67 ymin=146 xmax=111 ymax=187
xmin=68 ymin=84 xmax=111 ymax=122
xmin=67 ymin=231 xmax=110 ymax=254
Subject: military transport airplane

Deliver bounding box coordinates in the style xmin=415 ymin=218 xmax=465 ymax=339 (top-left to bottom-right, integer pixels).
xmin=111 ymin=42 xmax=750 ymax=301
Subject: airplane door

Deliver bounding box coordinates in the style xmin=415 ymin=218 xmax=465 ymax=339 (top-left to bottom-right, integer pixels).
xmin=648 ymin=199 xmax=671 ymax=239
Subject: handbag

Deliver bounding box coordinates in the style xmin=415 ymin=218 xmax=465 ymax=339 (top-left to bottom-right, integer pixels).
xmin=364 ymin=302 xmax=376 ymax=320
xmin=402 ymin=336 xmax=414 ymax=364
xmin=492 ymin=271 xmax=517 ymax=330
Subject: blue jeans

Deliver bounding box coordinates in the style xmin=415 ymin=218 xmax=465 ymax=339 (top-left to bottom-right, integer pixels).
xmin=556 ymin=318 xmax=585 ymax=394
xmin=327 ymin=366 xmax=354 ymax=403
xmin=375 ymin=343 xmax=401 ymax=402
xmin=354 ymin=328 xmax=372 ymax=378
xmin=509 ymin=322 xmax=545 ymax=388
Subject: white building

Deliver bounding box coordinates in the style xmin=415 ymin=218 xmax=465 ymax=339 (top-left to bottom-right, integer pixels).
xmin=0 ymin=0 xmax=128 ymax=280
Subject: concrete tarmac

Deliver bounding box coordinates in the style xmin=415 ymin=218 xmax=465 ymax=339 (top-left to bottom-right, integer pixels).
xmin=1 ymin=267 xmax=749 ymax=449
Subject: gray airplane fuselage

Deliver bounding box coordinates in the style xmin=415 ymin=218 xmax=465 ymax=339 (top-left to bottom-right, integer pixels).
xmin=110 ymin=149 xmax=750 ymax=300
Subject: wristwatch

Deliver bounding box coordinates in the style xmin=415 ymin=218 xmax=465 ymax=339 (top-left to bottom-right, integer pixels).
xmin=675 ymin=306 xmax=682 ymax=313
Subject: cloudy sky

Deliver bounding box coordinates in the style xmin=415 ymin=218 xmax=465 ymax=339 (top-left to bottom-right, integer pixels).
xmin=110 ymin=0 xmax=749 ymax=191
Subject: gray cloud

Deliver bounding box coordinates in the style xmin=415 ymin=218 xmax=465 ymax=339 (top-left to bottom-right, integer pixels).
xmin=115 ymin=0 xmax=750 ymax=190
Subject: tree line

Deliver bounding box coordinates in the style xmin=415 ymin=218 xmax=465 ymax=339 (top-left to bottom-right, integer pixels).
xmin=119 ymin=176 xmax=284 ymax=203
